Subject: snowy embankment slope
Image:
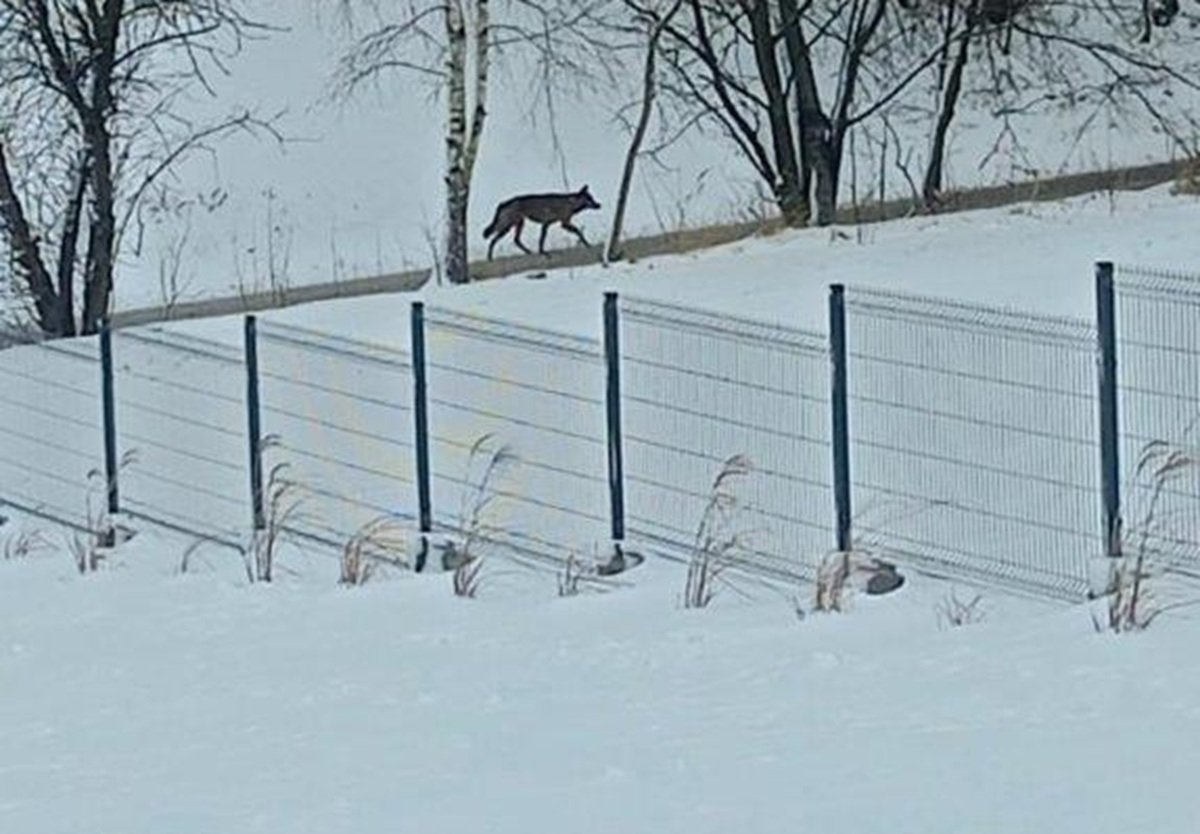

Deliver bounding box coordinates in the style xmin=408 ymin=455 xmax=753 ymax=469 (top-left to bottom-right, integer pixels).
xmin=259 ymin=183 xmax=1200 ymax=345
xmin=1 ymin=537 xmax=1197 ymax=834
xmin=2 ymin=184 xmax=1200 ymax=833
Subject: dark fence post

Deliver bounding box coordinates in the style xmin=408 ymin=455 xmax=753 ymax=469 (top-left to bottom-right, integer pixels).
xmin=411 ymin=302 xmax=433 ymax=570
xmin=829 ymin=284 xmax=852 ymax=553
xmin=603 ymin=292 xmax=626 ymax=544
xmin=99 ymin=320 xmax=120 ymax=523
xmin=244 ymin=315 xmax=265 ymax=531
xmin=1095 ymin=261 xmax=1122 ymax=558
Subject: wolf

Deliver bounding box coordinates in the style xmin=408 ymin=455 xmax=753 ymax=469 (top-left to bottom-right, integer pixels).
xmin=482 ymin=185 xmax=601 ymax=260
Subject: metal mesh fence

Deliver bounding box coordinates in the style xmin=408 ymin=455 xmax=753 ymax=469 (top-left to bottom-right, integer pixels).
xmin=113 ymin=327 xmax=247 ymax=547
xmin=424 ymin=307 xmax=608 ymax=566
xmin=0 ymin=336 xmax=103 ymax=531
xmin=619 ymin=297 xmax=832 ymax=582
xmin=845 ymin=287 xmax=1099 ymax=598
xmin=257 ymin=321 xmax=415 ymax=557
xmin=1114 ymin=265 xmax=1200 ymax=572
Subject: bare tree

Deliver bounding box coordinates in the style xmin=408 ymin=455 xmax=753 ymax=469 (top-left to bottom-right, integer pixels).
xmin=644 ymin=0 xmax=955 ymax=227
xmin=917 ymin=0 xmax=1200 ymax=208
xmin=336 ymin=1 xmax=494 ymax=285
xmin=0 ymin=1 xmax=276 ymax=338
xmin=336 ymin=0 xmax=622 ymax=284
xmin=605 ymin=0 xmax=685 ymax=263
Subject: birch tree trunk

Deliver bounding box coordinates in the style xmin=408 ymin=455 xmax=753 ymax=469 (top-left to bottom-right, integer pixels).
xmin=444 ymin=0 xmax=489 ymax=285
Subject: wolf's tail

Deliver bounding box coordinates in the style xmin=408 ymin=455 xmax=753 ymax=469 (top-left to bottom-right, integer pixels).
xmin=482 ymin=207 xmax=501 ymax=239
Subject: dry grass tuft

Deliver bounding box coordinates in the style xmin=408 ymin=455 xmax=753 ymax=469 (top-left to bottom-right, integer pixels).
xmin=341 ymin=516 xmax=411 ymax=586
xmin=450 ymin=434 xmax=518 ymax=599
xmin=684 ymin=454 xmax=753 ymax=609
xmin=937 ymin=589 xmax=985 ymax=628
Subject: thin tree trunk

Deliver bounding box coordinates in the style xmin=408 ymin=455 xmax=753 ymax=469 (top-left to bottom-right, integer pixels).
xmin=56 ymin=152 xmax=90 ymax=337
xmin=923 ymin=3 xmax=976 ymax=211
xmin=828 ymin=0 xmax=888 ymax=212
xmin=607 ymin=0 xmax=685 ymax=263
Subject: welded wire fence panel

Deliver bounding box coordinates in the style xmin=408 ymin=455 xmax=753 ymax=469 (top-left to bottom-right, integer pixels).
xmin=846 ymin=288 xmax=1098 ymax=598
xmin=114 ymin=327 xmax=247 ymax=546
xmin=0 ymin=337 xmax=104 ymax=531
xmin=258 ymin=321 xmax=414 ymax=557
xmin=1115 ymin=266 xmax=1200 ymax=571
xmin=425 ymin=307 xmax=607 ymax=566
xmin=620 ymin=297 xmax=832 ymax=583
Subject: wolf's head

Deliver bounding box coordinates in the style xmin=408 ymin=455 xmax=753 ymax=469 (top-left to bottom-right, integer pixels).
xmin=576 ymin=185 xmax=601 ymax=212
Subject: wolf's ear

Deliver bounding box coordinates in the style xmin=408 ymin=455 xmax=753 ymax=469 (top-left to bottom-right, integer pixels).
xmin=580 ymin=184 xmax=590 ymax=194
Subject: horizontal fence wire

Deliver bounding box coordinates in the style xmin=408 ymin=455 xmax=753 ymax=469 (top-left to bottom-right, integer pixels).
xmin=113 ymin=327 xmax=247 ymax=547
xmin=0 ymin=336 xmax=104 ymax=532
xmin=1115 ymin=265 xmax=1200 ymax=573
xmin=424 ymin=306 xmax=607 ymax=568
xmin=258 ymin=320 xmax=415 ymax=557
xmin=620 ymin=296 xmax=832 ymax=583
xmin=845 ymin=287 xmax=1099 ymax=598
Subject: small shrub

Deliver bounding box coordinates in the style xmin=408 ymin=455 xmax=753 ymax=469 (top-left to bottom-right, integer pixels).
xmin=248 ymin=461 xmax=305 ymax=583
xmin=684 ymin=454 xmax=753 ymax=609
xmin=178 ymin=539 xmax=211 ymax=575
xmin=340 ymin=516 xmax=410 ymax=586
xmin=72 ymin=449 xmax=139 ymax=572
xmin=3 ymin=527 xmax=51 ymax=561
xmin=1095 ymin=440 xmax=1197 ymax=632
xmin=814 ymin=550 xmax=852 ymax=613
xmin=937 ymin=589 xmax=985 ymax=628
xmin=453 ymin=551 xmax=486 ymax=598
xmin=558 ymin=551 xmax=585 ymax=597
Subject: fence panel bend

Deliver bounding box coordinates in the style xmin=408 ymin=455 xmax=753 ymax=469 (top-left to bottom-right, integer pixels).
xmin=1114 ymin=265 xmax=1200 ymax=574
xmin=845 ymin=287 xmax=1099 ymax=598
xmin=110 ymin=326 xmax=247 ymax=547
xmin=423 ymin=307 xmax=608 ymax=569
xmin=0 ymin=336 xmax=104 ymax=532
xmin=256 ymin=321 xmax=415 ymax=561
xmin=619 ymin=296 xmax=833 ymax=583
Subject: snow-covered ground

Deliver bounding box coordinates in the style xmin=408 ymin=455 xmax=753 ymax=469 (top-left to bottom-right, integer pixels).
xmin=3 ymin=182 xmax=1200 ymax=833
xmin=2 ymin=524 xmax=1199 ymax=834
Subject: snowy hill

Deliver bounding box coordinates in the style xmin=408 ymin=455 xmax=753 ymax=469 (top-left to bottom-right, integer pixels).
xmin=3 ymin=181 xmax=1200 ymax=833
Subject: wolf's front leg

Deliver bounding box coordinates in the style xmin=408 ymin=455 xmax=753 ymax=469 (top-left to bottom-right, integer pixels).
xmin=562 ymin=220 xmax=590 ymax=248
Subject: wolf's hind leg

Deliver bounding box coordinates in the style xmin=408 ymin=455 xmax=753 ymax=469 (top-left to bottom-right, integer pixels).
xmin=512 ymin=219 xmax=533 ymax=255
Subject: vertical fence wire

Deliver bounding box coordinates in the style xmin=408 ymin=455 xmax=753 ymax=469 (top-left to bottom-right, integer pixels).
xmin=112 ymin=327 xmax=246 ymax=546
xmin=423 ymin=307 xmax=608 ymax=567
xmin=619 ymin=296 xmax=832 ymax=582
xmin=256 ymin=320 xmax=415 ymax=559
xmin=1114 ymin=265 xmax=1200 ymax=573
xmin=845 ymin=287 xmax=1098 ymax=598
xmin=0 ymin=336 xmax=103 ymax=532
